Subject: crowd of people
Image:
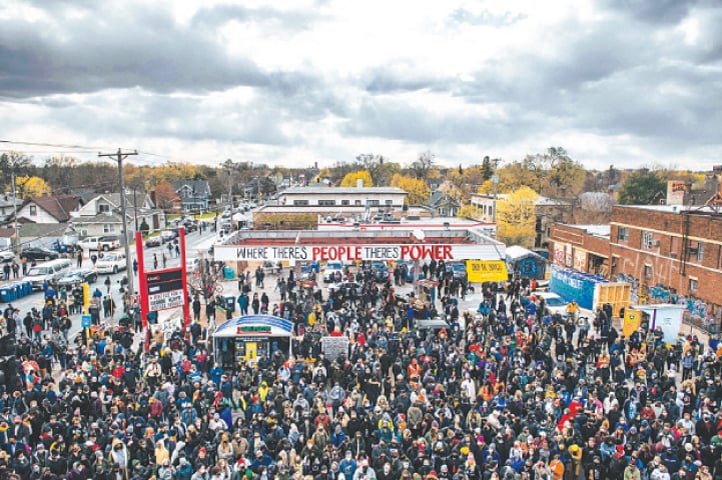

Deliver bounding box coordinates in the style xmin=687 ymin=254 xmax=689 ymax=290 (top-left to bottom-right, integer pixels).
xmin=0 ymin=257 xmax=720 ymax=480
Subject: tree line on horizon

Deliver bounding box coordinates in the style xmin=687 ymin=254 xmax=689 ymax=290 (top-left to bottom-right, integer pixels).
xmin=0 ymin=148 xmax=709 ymax=209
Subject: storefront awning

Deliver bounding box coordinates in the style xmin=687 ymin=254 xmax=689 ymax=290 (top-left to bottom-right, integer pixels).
xmin=213 ymin=315 xmax=294 ymax=338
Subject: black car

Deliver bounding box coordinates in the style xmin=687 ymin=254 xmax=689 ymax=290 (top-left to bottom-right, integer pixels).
xmin=145 ymin=237 xmax=162 ymax=248
xmin=181 ymin=220 xmax=198 ymax=232
xmin=446 ymin=262 xmax=468 ymax=282
xmin=363 ymin=261 xmax=390 ymax=283
xmin=20 ymin=247 xmax=60 ymax=261
xmin=58 ymin=269 xmax=98 ymax=287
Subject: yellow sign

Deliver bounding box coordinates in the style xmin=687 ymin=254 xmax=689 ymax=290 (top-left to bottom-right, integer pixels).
xmin=467 ymin=260 xmax=508 ymax=283
xmin=244 ymin=342 xmax=257 ymax=361
xmin=623 ymin=309 xmax=642 ymax=338
xmin=83 ymin=282 xmax=90 ymax=313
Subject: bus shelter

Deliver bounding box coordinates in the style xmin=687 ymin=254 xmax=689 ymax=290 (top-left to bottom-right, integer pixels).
xmin=213 ymin=315 xmax=294 ymax=367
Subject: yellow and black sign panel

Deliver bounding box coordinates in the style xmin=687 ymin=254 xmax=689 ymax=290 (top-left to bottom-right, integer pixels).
xmin=467 ymin=260 xmax=509 ymax=283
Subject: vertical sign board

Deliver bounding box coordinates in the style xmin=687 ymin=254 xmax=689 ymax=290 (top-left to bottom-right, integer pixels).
xmin=145 ymin=269 xmax=185 ymax=311
xmin=136 ymin=229 xmax=190 ymax=338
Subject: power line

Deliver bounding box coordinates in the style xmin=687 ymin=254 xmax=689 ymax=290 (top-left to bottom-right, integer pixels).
xmin=0 ymin=139 xmax=115 ymax=151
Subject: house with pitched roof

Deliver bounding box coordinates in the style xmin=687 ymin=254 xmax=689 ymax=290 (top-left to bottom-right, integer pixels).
xmin=15 ymin=194 xmax=81 ymax=224
xmin=71 ymin=191 xmax=165 ymax=238
xmin=172 ymin=180 xmax=212 ymax=212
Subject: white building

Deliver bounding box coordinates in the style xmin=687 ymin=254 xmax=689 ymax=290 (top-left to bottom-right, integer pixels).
xmin=71 ymin=192 xmax=165 ymax=238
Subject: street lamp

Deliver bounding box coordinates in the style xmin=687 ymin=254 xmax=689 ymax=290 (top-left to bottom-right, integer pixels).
xmin=491 ymin=174 xmax=499 ymax=224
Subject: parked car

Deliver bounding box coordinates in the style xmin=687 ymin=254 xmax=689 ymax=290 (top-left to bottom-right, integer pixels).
xmin=535 ymin=292 xmax=570 ymax=316
xmin=99 ymin=236 xmax=120 ymax=251
xmin=0 ymin=250 xmax=14 ymax=262
xmin=145 ymin=237 xmax=162 ymax=248
xmin=446 ymin=262 xmax=469 ymax=282
xmin=363 ymin=261 xmax=390 ymax=283
xmin=57 ymin=268 xmax=98 ymax=287
xmin=322 ymin=261 xmax=344 ymax=283
xmin=79 ymin=236 xmax=120 ymax=252
xmin=20 ymin=247 xmax=59 ymax=262
xmin=185 ymin=257 xmax=199 ymax=273
xmin=25 ymin=259 xmax=72 ymax=290
xmin=95 ymin=252 xmax=127 ymax=274
xmin=160 ymin=230 xmax=178 ymax=243
xmin=181 ymin=220 xmax=198 ymax=232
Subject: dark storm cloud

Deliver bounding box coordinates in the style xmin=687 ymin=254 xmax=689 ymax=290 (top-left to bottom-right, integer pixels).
xmin=342 ymin=96 xmax=536 ymax=145
xmin=600 ymin=0 xmax=699 ymax=24
xmin=40 ymin=91 xmax=296 ymax=147
xmin=362 ymin=64 xmax=449 ymax=95
xmin=0 ymin=3 xmax=320 ymax=99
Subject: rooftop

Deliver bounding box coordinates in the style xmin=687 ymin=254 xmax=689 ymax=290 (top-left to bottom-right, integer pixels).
xmin=281 ymin=186 xmax=407 ymax=195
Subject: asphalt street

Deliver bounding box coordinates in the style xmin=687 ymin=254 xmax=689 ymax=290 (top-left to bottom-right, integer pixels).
xmin=1 ymin=227 xmax=219 ymax=342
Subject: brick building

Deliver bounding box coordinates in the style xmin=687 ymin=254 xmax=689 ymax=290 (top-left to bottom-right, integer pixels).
xmin=609 ymin=205 xmax=721 ymax=318
xmin=550 ymin=203 xmax=722 ymax=327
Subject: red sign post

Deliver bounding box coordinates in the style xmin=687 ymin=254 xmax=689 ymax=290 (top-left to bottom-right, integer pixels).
xmin=179 ymin=227 xmax=190 ymax=328
xmin=136 ymin=228 xmax=190 ymax=352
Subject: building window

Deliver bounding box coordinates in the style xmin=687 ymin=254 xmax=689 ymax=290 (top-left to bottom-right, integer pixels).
xmin=689 ymin=277 xmax=698 ymax=292
xmin=355 ymin=200 xmax=362 ymax=206
xmin=103 ymin=224 xmax=115 ymax=234
xmin=29 ymin=205 xmax=37 ymax=216
xmin=642 ymin=231 xmax=653 ymax=249
xmin=367 ymin=200 xmax=380 ymax=206
xmin=697 ymin=242 xmax=704 ymax=262
xmin=644 ymin=265 xmax=652 ymax=279
xmin=617 ymin=226 xmax=629 ymax=241
xmin=341 ymin=200 xmax=350 ymax=206
xmin=385 ymin=200 xmax=393 ymax=206
xmin=98 ymin=203 xmax=110 ymax=213
xmin=318 ymin=200 xmax=336 ymax=206
xmin=293 ymin=200 xmax=309 ymax=206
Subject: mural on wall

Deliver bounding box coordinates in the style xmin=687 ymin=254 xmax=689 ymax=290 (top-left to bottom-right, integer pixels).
xmin=573 ymin=250 xmax=587 ymax=271
xmin=553 ymin=243 xmax=565 ymax=265
xmin=614 ymin=272 xmax=716 ymax=327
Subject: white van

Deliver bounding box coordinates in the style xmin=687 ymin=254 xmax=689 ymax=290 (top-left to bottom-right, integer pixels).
xmin=25 ymin=258 xmax=73 ymax=290
xmin=95 ymin=251 xmax=127 ymax=274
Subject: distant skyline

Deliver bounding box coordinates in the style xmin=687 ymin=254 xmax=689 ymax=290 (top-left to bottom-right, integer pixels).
xmin=1 ymin=0 xmax=720 ymax=171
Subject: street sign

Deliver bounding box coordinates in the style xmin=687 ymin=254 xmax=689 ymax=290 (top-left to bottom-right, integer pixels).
xmin=81 ymin=315 xmax=92 ymax=328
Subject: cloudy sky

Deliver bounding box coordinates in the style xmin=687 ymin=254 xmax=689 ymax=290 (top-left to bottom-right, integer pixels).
xmin=1 ymin=0 xmax=720 ymax=171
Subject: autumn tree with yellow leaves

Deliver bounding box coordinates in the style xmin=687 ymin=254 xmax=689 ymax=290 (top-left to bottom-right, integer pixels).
xmin=340 ymin=170 xmax=374 ymax=187
xmin=390 ymin=174 xmax=430 ymax=205
xmin=496 ymin=186 xmax=538 ymax=248
xmin=16 ymin=175 xmax=51 ymax=198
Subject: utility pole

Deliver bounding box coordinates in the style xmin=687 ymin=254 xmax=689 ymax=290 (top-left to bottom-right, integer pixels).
xmin=11 ymin=171 xmax=19 ymax=254
xmin=99 ymin=148 xmax=138 ymax=296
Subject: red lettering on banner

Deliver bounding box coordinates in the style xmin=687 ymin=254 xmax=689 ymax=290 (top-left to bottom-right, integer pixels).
xmin=399 ymin=244 xmax=455 ymax=261
xmin=311 ymin=246 xmax=364 ymax=262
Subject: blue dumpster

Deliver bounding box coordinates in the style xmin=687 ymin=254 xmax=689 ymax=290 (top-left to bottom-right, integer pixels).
xmin=224 ymin=267 xmax=235 ymax=280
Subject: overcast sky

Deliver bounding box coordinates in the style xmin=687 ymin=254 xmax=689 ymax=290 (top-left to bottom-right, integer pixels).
xmin=1 ymin=0 xmax=720 ymax=171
